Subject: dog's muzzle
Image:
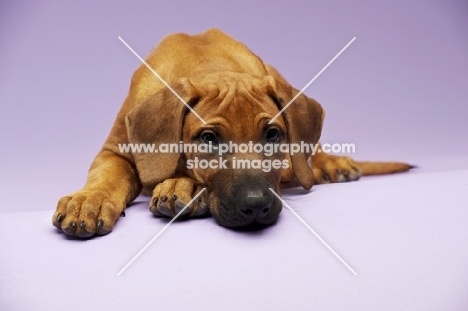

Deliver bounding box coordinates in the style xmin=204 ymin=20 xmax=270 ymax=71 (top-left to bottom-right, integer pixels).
xmin=210 ymin=173 xmax=282 ymax=227
xmin=237 ymin=189 xmax=273 ymax=221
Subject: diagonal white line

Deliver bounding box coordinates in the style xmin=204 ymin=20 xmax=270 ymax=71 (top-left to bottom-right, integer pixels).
xmin=118 ymin=36 xmax=207 ymax=125
xmin=269 ymin=37 xmax=356 ymax=124
xmin=117 ymin=188 xmax=206 ymax=276
xmin=269 ymin=188 xmax=357 ymax=275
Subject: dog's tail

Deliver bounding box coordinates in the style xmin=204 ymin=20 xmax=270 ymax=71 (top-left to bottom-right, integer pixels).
xmin=355 ymin=161 xmax=416 ymax=176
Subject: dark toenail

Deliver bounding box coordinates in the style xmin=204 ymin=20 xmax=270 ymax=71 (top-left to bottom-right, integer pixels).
xmin=336 ymin=169 xmax=342 ymax=174
xmin=158 ymin=204 xmax=172 ymax=216
xmin=97 ymin=220 xmax=103 ymax=228
xmin=161 ymin=196 xmax=168 ymax=202
xmin=57 ymin=213 xmax=63 ymax=222
xmin=197 ymin=197 xmax=202 ymax=203
xmin=71 ymin=221 xmax=76 ymax=228
xmin=172 ymin=195 xmax=178 ymax=201
xmin=343 ymin=170 xmax=349 ymax=176
xmin=323 ymin=173 xmax=330 ymax=181
xmin=153 ymin=198 xmax=158 ymax=206
xmin=80 ymin=221 xmax=86 ymax=229
xmin=120 ymin=211 xmax=126 ymax=217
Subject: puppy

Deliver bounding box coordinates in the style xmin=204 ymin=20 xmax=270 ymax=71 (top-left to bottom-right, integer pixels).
xmin=52 ymin=28 xmax=412 ymax=238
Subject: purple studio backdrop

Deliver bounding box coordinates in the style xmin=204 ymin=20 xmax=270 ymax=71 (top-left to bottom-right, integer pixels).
xmin=1 ymin=1 xmax=468 ymax=310
xmin=1 ymin=0 xmax=467 ymax=211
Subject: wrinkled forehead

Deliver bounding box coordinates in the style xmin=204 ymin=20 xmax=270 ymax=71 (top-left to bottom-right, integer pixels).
xmin=183 ymin=81 xmax=286 ymax=141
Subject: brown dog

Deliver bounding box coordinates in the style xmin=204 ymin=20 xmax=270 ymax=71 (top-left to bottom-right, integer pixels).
xmin=52 ymin=28 xmax=411 ymax=238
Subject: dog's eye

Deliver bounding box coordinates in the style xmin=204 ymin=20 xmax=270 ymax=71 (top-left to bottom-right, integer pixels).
xmin=200 ymin=131 xmax=219 ymax=145
xmin=265 ymin=128 xmax=280 ymax=142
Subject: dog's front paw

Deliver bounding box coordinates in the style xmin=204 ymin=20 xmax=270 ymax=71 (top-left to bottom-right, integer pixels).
xmin=312 ymin=155 xmax=362 ymax=184
xmin=52 ymin=189 xmax=125 ymax=238
xmin=150 ymin=178 xmax=208 ymax=218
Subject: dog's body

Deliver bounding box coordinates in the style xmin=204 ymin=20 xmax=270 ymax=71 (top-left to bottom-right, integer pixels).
xmin=53 ymin=29 xmax=411 ymax=237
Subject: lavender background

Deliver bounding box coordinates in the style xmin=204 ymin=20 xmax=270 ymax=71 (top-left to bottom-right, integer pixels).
xmin=1 ymin=0 xmax=467 ymax=212
xmin=1 ymin=1 xmax=468 ymax=310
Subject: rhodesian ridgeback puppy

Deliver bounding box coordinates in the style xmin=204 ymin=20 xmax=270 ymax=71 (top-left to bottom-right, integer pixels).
xmin=52 ymin=28 xmax=412 ymax=238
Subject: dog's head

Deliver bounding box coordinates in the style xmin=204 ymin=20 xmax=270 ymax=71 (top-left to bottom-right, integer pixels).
xmin=126 ymin=73 xmax=323 ymax=227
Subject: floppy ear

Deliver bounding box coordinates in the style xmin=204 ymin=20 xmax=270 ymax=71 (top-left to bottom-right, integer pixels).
xmin=125 ymin=80 xmax=201 ymax=188
xmin=265 ymin=77 xmax=325 ymax=190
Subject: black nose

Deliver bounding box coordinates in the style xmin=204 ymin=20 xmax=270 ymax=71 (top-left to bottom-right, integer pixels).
xmin=238 ymin=190 xmax=273 ymax=218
